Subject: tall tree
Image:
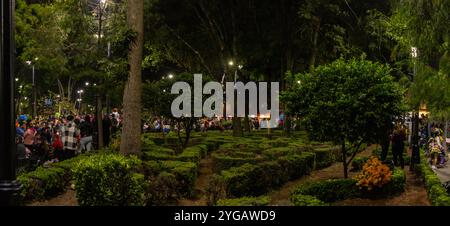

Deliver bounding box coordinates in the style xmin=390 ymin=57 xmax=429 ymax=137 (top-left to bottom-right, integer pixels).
xmin=120 ymin=0 xmax=144 ymax=155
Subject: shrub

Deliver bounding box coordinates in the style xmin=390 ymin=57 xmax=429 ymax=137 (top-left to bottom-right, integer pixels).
xmin=142 ymin=160 xmax=198 ymax=197
xmin=291 ymin=179 xmax=360 ymax=203
xmin=143 ymin=151 xmax=175 ymax=161
xmin=291 ymin=167 xmax=406 ymax=204
xmin=278 ymin=152 xmax=315 ymax=179
xmin=262 ymin=147 xmax=296 ymax=160
xmin=18 ymin=166 xmax=68 ymax=202
xmin=146 ymin=172 xmax=180 ymax=206
xmin=417 ymin=151 xmax=450 ymax=206
xmin=308 ymin=147 xmax=334 ymax=169
xmin=290 ymin=194 xmax=328 ymax=206
xmin=382 ymin=168 xmax=406 ymax=195
xmin=212 ymin=153 xmax=257 ymax=173
xmin=265 ymin=138 xmax=290 ymax=148
xmin=73 ymin=153 xmax=146 ymax=206
xmin=355 ymin=157 xmax=392 ymax=191
xmin=221 ymin=163 xmax=265 ymax=197
xmin=351 ymin=156 xmax=370 ymax=171
xmin=210 ymin=152 xmax=315 ymax=200
xmin=142 ymin=146 xmax=175 ymax=155
xmin=259 ymin=161 xmax=289 ymax=188
xmin=216 ymin=196 xmax=270 ymax=206
xmin=163 ymin=161 xmax=198 ymax=196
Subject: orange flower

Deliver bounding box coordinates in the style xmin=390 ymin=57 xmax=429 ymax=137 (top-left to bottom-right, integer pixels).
xmin=355 ymin=157 xmax=392 ymax=190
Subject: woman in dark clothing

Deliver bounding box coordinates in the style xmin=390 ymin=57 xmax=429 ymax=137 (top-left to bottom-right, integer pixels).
xmin=391 ymin=124 xmax=406 ymax=169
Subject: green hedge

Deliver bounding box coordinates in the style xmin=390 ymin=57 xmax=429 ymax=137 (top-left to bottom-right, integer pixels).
xmin=212 ymin=153 xmax=258 ymax=173
xmin=18 ymin=167 xmax=68 ymax=202
xmin=73 ymin=153 xmax=146 ymax=206
xmin=417 ymin=151 xmax=450 ymax=206
xmin=210 ymin=152 xmax=316 ymax=200
xmin=278 ymin=153 xmax=315 ymax=179
xmin=290 ymin=168 xmax=406 ymax=205
xmin=290 ymin=194 xmax=328 ymax=206
xmin=17 ymin=153 xmax=95 ymax=203
xmin=308 ymin=147 xmax=334 ymax=169
xmin=292 ymin=179 xmax=360 ymax=203
xmin=351 ymin=156 xmax=371 ymax=172
xmin=142 ymin=144 xmax=208 ymax=164
xmin=216 ymin=196 xmax=270 ymax=206
xmin=143 ymin=160 xmax=198 ymax=197
xmin=220 ymin=163 xmax=265 ymax=197
xmin=177 ymin=144 xmax=207 ymax=164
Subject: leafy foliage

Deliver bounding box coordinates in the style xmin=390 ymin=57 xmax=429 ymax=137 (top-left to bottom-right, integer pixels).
xmin=283 ymin=57 xmax=404 ymax=177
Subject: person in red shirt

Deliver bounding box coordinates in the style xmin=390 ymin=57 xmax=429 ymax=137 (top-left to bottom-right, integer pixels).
xmin=52 ymin=130 xmax=63 ymax=161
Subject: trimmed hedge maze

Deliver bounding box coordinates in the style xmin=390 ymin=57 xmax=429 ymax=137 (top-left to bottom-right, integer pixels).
xmin=17 ymin=131 xmax=344 ymax=206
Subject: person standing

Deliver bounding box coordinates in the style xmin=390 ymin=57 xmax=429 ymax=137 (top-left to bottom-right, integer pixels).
xmin=102 ymin=114 xmax=112 ymax=147
xmin=391 ymin=124 xmax=406 ymax=169
xmin=23 ymin=121 xmax=36 ymax=154
xmin=60 ymin=115 xmax=79 ymax=160
xmin=80 ymin=115 xmax=94 ymax=152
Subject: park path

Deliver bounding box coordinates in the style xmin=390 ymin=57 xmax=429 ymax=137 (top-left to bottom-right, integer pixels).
xmin=178 ymin=155 xmax=213 ymax=206
xmin=29 ymin=186 xmax=78 ymax=206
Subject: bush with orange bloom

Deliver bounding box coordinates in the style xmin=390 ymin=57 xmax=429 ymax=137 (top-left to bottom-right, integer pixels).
xmin=354 ymin=157 xmax=392 ymax=191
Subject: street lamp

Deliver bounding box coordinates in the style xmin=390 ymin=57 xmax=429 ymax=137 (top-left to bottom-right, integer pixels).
xmin=25 ymin=57 xmax=38 ymax=118
xmin=0 ymin=0 xmax=22 ymax=206
xmin=410 ymin=46 xmax=420 ymax=171
xmin=85 ymin=82 xmax=90 ymax=87
xmin=168 ymin=74 xmax=174 ymax=79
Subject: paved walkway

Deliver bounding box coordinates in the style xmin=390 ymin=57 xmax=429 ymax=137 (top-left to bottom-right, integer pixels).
xmin=431 ymin=155 xmax=450 ymax=184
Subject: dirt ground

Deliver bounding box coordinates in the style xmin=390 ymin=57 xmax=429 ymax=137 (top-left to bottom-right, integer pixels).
xmin=178 ymin=155 xmax=213 ymax=206
xmin=29 ymin=187 xmax=78 ymax=206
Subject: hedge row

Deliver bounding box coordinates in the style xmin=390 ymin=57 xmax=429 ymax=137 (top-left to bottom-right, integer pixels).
xmin=17 ymin=153 xmax=96 ymax=203
xmin=417 ymin=151 xmax=450 ymax=206
xmin=72 ymin=153 xmax=145 ymax=206
xmin=209 ymin=152 xmax=315 ymax=202
xmin=143 ymin=160 xmax=198 ymax=197
xmin=216 ymin=196 xmax=270 ymax=206
xmin=142 ymin=144 xmax=208 ymax=165
xmin=290 ymin=168 xmax=406 ymax=205
xmin=212 ymin=143 xmax=338 ymax=173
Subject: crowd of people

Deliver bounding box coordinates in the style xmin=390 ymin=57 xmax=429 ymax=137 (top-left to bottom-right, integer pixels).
xmin=378 ymin=114 xmax=449 ymax=170
xmin=142 ymin=113 xmax=288 ymax=133
xmin=15 ymin=108 xmax=123 ymax=171
xmin=422 ymin=124 xmax=448 ymax=169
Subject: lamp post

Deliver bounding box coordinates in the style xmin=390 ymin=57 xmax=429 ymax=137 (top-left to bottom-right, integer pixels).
xmin=77 ymin=90 xmax=84 ymax=114
xmin=0 ymin=0 xmax=22 ymax=206
xmin=410 ymin=47 xmax=420 ymax=171
xmin=26 ymin=57 xmax=38 ymax=119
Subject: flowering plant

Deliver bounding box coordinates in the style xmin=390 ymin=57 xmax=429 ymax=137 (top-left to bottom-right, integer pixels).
xmin=354 ymin=157 xmax=392 ymax=191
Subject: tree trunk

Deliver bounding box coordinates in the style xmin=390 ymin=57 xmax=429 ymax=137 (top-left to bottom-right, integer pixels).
xmin=233 ymin=118 xmax=243 ymax=137
xmin=120 ymin=0 xmax=144 ymax=156
xmin=342 ymin=142 xmax=348 ymax=178
xmin=309 ymin=18 xmax=321 ymax=72
xmin=96 ymin=95 xmax=104 ymax=149
xmin=244 ymin=116 xmax=251 ymax=133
